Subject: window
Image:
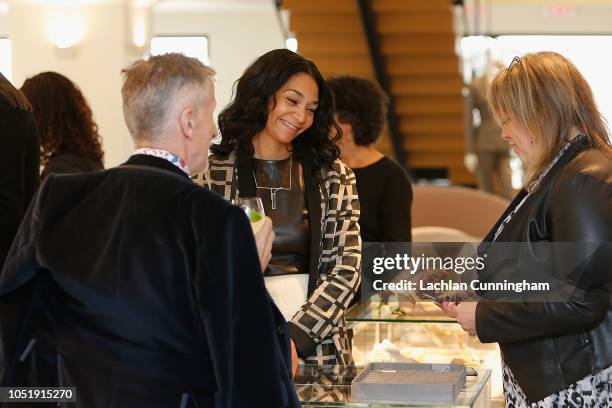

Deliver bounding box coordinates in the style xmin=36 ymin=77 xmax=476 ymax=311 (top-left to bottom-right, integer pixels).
xmin=495 ymin=35 xmax=612 ymax=135
xmin=150 ymin=36 xmax=209 ymax=65
xmin=0 ymin=38 xmax=11 ymax=81
xmin=460 ymin=35 xmax=612 ymax=188
xmin=285 ymin=36 xmax=298 ymax=52
xmin=461 ymin=35 xmax=612 ymax=132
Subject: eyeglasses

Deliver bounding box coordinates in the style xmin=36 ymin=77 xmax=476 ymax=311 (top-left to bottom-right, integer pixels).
xmin=508 ymin=56 xmax=521 ymax=69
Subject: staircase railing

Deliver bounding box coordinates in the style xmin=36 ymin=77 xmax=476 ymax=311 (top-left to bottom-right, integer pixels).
xmin=356 ymin=0 xmax=408 ymax=172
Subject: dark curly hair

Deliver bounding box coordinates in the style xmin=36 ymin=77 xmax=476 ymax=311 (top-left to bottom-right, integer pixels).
xmin=212 ymin=49 xmax=340 ymax=171
xmin=20 ymin=72 xmax=104 ymax=166
xmin=327 ymin=75 xmax=389 ymax=146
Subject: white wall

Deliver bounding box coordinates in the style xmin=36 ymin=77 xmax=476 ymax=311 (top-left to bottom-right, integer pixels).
xmin=3 ymin=1 xmax=285 ymax=167
xmin=490 ymin=5 xmax=612 ymax=35
xmin=0 ymin=16 xmax=7 ymax=37
xmin=8 ymin=0 xmax=137 ymax=168
xmin=463 ymin=1 xmax=612 ymax=36
xmin=153 ymin=4 xmax=286 ymax=119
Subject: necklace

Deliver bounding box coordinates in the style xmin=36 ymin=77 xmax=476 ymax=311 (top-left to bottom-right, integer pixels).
xmin=253 ymin=154 xmax=292 ymax=210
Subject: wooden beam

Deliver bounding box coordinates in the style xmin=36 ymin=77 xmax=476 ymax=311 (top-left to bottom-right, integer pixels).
xmin=400 ymin=117 xmax=463 ymax=133
xmin=408 ymin=152 xmax=464 ymax=168
xmin=390 ymin=77 xmax=463 ymax=96
xmin=381 ymin=34 xmax=455 ymax=55
xmin=404 ymin=134 xmax=465 ymax=152
xmin=395 ymin=96 xmax=465 ymax=115
xmin=284 ymin=0 xmax=357 ymax=13
xmin=304 ymin=54 xmax=374 ymax=76
xmin=376 ymin=12 xmax=454 ymax=34
xmin=373 ymin=0 xmax=452 ymax=12
xmin=298 ymin=34 xmax=369 ymax=55
xmin=290 ymin=13 xmax=362 ymax=34
xmin=449 ymin=167 xmax=477 ymax=186
xmin=387 ymin=56 xmax=460 ymax=75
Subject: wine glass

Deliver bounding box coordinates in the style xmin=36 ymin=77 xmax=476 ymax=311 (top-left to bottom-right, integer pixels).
xmin=234 ymin=197 xmax=265 ymax=233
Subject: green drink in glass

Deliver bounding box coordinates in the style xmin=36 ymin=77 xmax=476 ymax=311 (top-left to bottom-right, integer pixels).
xmin=234 ymin=197 xmax=265 ymax=233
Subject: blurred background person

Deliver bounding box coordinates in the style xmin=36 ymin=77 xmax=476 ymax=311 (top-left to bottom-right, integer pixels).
xmin=464 ymin=59 xmax=513 ymax=200
xmin=0 ymin=73 xmax=39 ymax=269
xmin=327 ymin=75 xmax=412 ymax=243
xmin=21 ymin=72 xmax=104 ymax=179
xmin=443 ymin=51 xmax=611 ymax=407
xmin=196 ymin=49 xmax=361 ymax=366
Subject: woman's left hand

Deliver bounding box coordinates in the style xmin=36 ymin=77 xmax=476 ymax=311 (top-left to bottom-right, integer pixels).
xmin=439 ymin=301 xmax=478 ymax=336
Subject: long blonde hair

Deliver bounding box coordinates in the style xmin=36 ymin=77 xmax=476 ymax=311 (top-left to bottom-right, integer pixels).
xmin=488 ymin=51 xmax=611 ymax=186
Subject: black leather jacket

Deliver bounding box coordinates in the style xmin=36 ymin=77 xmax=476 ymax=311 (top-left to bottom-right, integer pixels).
xmin=475 ymin=137 xmax=612 ymax=403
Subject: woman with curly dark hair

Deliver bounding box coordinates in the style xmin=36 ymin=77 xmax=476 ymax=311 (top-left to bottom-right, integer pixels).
xmin=195 ymin=49 xmax=361 ymax=366
xmin=21 ymin=72 xmax=104 ymax=179
xmin=327 ymin=75 xmax=412 ymax=243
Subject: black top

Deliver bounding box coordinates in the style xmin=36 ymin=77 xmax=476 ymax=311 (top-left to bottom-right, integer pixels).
xmin=42 ymin=151 xmax=104 ymax=180
xmin=352 ymin=156 xmax=412 ymax=242
xmin=0 ymin=97 xmax=39 ymax=268
xmin=253 ymin=156 xmax=310 ymax=277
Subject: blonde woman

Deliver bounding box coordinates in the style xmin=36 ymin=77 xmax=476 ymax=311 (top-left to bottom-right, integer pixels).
xmin=442 ymin=52 xmax=611 ymax=407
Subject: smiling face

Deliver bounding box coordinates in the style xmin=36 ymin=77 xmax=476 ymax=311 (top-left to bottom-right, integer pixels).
xmin=500 ymin=117 xmax=538 ymax=166
xmin=261 ymin=73 xmax=319 ymax=149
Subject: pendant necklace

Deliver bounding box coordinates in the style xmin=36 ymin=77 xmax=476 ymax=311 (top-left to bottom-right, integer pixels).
xmin=253 ymin=154 xmax=292 ymax=210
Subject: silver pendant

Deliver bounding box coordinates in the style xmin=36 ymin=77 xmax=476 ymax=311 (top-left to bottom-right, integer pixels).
xmin=271 ymin=190 xmax=277 ymax=210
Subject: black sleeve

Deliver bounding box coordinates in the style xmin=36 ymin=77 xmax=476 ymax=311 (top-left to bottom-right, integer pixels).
xmin=0 ymin=107 xmax=39 ymax=267
xmin=0 ymin=176 xmax=49 ymax=385
xmin=380 ymin=165 xmax=412 ymax=242
xmin=194 ymin=204 xmax=297 ymax=407
xmin=476 ymin=173 xmax=612 ymax=344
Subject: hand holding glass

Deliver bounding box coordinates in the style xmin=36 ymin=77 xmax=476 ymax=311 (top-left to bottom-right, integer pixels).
xmin=234 ymin=197 xmax=266 ymax=234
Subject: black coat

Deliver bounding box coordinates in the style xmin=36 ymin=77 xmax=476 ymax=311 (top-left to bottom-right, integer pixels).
xmin=0 ymin=97 xmax=39 ymax=268
xmin=476 ymin=137 xmax=612 ymax=402
xmin=0 ymin=154 xmax=299 ymax=408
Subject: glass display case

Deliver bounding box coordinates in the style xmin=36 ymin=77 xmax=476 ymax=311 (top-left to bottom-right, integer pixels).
xmin=295 ymin=364 xmax=491 ymax=407
xmin=345 ymin=301 xmax=504 ymax=406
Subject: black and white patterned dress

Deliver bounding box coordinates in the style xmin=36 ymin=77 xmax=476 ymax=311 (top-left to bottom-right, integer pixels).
xmin=502 ymin=361 xmax=611 ymax=408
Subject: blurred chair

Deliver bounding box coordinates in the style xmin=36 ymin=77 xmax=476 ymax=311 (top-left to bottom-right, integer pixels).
xmin=412 ymin=185 xmax=510 ymax=240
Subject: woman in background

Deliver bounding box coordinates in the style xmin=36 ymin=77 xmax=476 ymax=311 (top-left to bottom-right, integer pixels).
xmin=0 ymin=73 xmax=39 ymax=268
xmin=21 ymin=72 xmax=104 ymax=178
xmin=442 ymin=52 xmax=611 ymax=407
xmin=196 ymin=49 xmax=361 ymax=366
xmin=327 ymin=75 xmax=412 ymax=243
